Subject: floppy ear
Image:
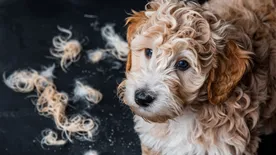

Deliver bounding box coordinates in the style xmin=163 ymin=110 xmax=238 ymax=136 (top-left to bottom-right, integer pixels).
xmin=126 ymin=11 xmax=147 ymax=43
xmin=207 ymin=41 xmax=251 ymax=104
xmin=125 ymin=11 xmax=148 ymax=72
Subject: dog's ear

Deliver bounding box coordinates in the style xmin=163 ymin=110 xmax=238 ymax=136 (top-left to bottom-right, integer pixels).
xmin=207 ymin=41 xmax=251 ymax=104
xmin=126 ymin=10 xmax=147 ymax=43
xmin=125 ymin=11 xmax=148 ymax=72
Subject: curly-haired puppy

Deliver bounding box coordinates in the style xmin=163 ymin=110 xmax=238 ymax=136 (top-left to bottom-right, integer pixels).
xmin=118 ymin=0 xmax=276 ymax=154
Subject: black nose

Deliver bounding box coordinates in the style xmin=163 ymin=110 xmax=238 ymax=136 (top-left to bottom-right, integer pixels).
xmin=135 ymin=90 xmax=156 ymax=107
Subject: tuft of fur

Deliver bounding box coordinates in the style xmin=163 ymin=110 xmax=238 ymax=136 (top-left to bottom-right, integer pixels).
xmin=73 ymin=80 xmax=103 ymax=104
xmin=41 ymin=129 xmax=67 ymax=146
xmin=87 ymin=49 xmax=106 ymax=64
xmin=50 ymin=26 xmax=82 ymax=72
xmin=119 ymin=0 xmax=276 ymax=154
xmin=101 ymin=24 xmax=129 ymax=61
xmin=3 ymin=69 xmax=38 ymax=93
xmin=86 ymin=24 xmax=129 ymax=63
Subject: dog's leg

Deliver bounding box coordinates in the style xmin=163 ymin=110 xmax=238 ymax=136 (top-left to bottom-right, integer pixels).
xmin=141 ymin=144 xmax=160 ymax=155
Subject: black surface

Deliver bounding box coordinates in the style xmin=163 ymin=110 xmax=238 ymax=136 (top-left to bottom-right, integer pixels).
xmin=0 ymin=0 xmax=275 ymax=155
xmin=0 ymin=0 xmax=146 ymax=155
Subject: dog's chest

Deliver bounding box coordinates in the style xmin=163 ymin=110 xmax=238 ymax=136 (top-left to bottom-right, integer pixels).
xmin=134 ymin=113 xmax=206 ymax=155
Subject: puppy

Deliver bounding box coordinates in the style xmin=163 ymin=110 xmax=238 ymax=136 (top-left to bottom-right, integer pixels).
xmin=118 ymin=0 xmax=276 ymax=154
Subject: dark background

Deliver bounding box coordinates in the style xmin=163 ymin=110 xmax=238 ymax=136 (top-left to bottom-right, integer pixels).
xmin=0 ymin=0 xmax=275 ymax=155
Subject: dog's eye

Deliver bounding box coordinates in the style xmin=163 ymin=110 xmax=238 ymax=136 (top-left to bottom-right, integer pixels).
xmin=145 ymin=48 xmax=153 ymax=59
xmin=175 ymin=60 xmax=190 ymax=71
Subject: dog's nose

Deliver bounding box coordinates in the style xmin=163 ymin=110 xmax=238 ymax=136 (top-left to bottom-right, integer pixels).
xmin=135 ymin=90 xmax=155 ymax=107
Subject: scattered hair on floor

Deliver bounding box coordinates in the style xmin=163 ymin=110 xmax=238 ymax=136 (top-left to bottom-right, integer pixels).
xmin=35 ymin=84 xmax=98 ymax=142
xmin=50 ymin=26 xmax=82 ymax=72
xmin=101 ymin=24 xmax=129 ymax=61
xmin=3 ymin=68 xmax=98 ymax=144
xmin=84 ymin=150 xmax=99 ymax=155
xmin=73 ymin=80 xmax=103 ymax=104
xmin=3 ymin=22 xmax=129 ymax=149
xmin=41 ymin=129 xmax=67 ymax=146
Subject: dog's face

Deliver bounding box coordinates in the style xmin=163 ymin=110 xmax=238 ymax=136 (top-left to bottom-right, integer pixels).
xmin=118 ymin=0 xmax=251 ymax=123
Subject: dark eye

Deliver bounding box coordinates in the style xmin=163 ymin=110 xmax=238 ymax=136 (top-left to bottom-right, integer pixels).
xmin=145 ymin=48 xmax=153 ymax=59
xmin=175 ymin=60 xmax=190 ymax=71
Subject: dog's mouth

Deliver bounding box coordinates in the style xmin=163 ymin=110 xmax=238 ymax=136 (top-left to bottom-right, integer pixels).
xmin=129 ymin=106 xmax=173 ymax=123
xmin=124 ymin=96 xmax=184 ymax=123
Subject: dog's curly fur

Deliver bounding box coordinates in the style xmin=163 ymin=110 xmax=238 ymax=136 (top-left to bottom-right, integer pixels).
xmin=118 ymin=0 xmax=276 ymax=154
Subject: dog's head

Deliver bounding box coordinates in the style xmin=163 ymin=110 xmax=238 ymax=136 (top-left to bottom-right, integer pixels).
xmin=118 ymin=0 xmax=251 ymax=123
